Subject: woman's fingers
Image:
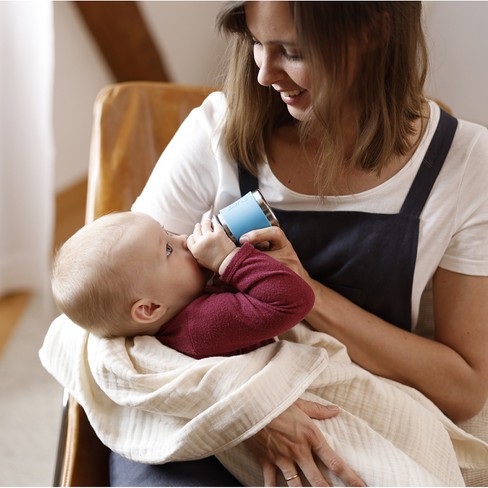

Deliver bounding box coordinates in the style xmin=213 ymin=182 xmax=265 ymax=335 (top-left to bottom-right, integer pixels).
xmin=295 ymin=457 xmax=331 ymax=487
xmin=296 ymin=400 xmax=365 ymax=486
xmin=295 ymin=398 xmax=340 ymax=420
xmin=313 ymin=441 xmax=365 ymax=487
xmin=282 ymin=470 xmax=303 ymax=487
xmin=263 ymin=459 xmax=304 ymax=487
xmin=275 ymin=460 xmax=303 ymax=487
xmin=261 ymin=459 xmax=277 ymax=486
xmin=240 ymin=226 xmax=287 ymax=249
xmin=247 ymin=400 xmax=366 ymax=487
xmin=254 ymin=240 xmax=271 ymax=251
xmin=276 ymin=457 xmax=331 ymax=487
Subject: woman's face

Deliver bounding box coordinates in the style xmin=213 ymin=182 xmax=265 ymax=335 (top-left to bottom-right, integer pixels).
xmin=245 ymin=1 xmax=311 ymax=121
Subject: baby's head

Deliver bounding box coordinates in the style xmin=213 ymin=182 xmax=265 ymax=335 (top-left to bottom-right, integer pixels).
xmin=52 ymin=212 xmax=207 ymax=338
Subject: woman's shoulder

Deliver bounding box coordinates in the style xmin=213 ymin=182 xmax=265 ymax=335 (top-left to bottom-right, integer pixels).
xmin=202 ymin=90 xmax=226 ymax=105
xmin=429 ymin=100 xmax=485 ymax=137
xmin=452 ymin=116 xmax=488 ymax=174
xmin=428 ymin=101 xmax=488 ymax=173
xmin=195 ymin=90 xmax=228 ymax=121
xmin=456 ymin=117 xmax=488 ymax=141
xmin=173 ymin=90 xmax=228 ymax=143
xmin=439 ymin=101 xmax=488 ymax=151
xmin=166 ymin=91 xmax=227 ymax=148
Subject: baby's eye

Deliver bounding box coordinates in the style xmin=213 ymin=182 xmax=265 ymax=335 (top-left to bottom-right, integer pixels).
xmin=165 ymin=243 xmax=173 ymax=256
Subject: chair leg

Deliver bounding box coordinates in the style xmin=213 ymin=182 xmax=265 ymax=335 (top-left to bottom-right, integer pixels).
xmin=53 ymin=389 xmax=70 ymax=487
xmin=52 ymin=391 xmax=111 ymax=486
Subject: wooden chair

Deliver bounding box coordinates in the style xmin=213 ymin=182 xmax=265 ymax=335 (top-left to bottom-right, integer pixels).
xmin=53 ymin=82 xmax=213 ymax=487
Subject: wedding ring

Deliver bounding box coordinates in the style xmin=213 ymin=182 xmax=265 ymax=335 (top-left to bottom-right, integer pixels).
xmin=285 ymin=473 xmax=299 ymax=482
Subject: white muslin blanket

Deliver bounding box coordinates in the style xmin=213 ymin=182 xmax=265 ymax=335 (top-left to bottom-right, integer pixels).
xmin=39 ymin=315 xmax=488 ymax=486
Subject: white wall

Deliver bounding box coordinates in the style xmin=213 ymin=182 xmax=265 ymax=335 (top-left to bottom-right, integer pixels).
xmin=53 ymin=1 xmax=226 ymax=193
xmin=424 ymin=1 xmax=488 ymax=126
xmin=140 ymin=1 xmax=226 ymax=88
xmin=53 ymin=2 xmax=113 ymax=192
xmin=53 ymin=1 xmax=488 ymax=193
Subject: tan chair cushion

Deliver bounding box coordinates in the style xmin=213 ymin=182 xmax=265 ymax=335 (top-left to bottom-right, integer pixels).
xmin=86 ymin=81 xmax=213 ymax=222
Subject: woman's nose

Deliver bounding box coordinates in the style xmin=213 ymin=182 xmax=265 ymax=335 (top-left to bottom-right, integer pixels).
xmin=257 ymin=52 xmax=283 ymax=87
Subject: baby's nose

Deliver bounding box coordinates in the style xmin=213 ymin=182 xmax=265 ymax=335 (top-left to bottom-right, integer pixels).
xmin=180 ymin=234 xmax=189 ymax=249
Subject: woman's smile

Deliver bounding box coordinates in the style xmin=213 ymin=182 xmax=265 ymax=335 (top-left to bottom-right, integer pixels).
xmin=245 ymin=1 xmax=311 ymax=121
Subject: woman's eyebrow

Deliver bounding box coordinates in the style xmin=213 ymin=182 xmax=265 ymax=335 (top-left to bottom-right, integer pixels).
xmin=245 ymin=27 xmax=297 ymax=47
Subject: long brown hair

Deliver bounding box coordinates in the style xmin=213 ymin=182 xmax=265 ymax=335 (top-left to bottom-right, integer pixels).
xmin=217 ymin=2 xmax=428 ymax=195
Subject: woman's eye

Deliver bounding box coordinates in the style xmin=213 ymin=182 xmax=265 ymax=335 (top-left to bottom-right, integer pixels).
xmin=165 ymin=244 xmax=173 ymax=256
xmin=284 ymin=52 xmax=302 ymax=61
xmin=282 ymin=48 xmax=303 ymax=62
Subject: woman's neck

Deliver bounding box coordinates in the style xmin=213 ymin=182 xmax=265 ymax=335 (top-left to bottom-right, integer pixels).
xmin=266 ymin=106 xmax=428 ymax=197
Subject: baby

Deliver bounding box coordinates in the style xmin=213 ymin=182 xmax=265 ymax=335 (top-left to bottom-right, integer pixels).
xmin=51 ymin=211 xmax=314 ymax=358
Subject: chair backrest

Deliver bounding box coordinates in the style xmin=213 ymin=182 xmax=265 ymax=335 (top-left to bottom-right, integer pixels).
xmin=86 ymin=81 xmax=214 ymax=221
xmin=55 ymin=82 xmax=213 ymax=487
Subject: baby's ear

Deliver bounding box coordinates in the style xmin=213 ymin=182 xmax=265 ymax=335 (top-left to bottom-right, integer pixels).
xmin=131 ymin=298 xmax=167 ymax=324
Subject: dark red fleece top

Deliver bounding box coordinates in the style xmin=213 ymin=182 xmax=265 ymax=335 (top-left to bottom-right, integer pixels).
xmin=156 ymin=242 xmax=315 ymax=359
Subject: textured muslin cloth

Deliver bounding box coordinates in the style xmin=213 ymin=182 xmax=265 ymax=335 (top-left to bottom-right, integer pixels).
xmin=40 ymin=315 xmax=488 ymax=486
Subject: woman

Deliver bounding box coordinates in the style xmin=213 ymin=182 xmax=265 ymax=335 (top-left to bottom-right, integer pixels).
xmin=52 ymin=1 xmax=488 ymax=486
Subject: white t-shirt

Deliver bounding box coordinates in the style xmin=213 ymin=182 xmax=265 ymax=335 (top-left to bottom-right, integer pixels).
xmin=132 ymin=92 xmax=488 ymax=332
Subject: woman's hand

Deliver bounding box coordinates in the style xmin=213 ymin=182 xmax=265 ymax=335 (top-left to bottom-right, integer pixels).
xmin=240 ymin=227 xmax=308 ymax=279
xmin=244 ymin=399 xmax=366 ymax=487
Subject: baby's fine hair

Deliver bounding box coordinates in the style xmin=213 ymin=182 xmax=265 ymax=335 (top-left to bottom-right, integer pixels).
xmin=51 ymin=212 xmax=141 ymax=337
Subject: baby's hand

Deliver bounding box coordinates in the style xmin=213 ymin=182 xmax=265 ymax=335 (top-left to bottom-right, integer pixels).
xmin=186 ymin=218 xmax=238 ymax=274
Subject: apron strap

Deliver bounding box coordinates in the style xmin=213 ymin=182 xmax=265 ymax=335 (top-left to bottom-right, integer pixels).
xmin=238 ymin=165 xmax=259 ymax=196
xmin=400 ymin=109 xmax=458 ymax=217
xmin=238 ymin=108 xmax=458 ymax=219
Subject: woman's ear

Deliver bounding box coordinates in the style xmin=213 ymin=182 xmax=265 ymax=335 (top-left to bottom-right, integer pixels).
xmin=131 ymin=298 xmax=167 ymax=324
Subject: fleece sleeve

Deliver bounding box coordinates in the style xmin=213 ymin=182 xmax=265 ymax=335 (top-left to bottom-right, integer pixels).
xmin=158 ymin=243 xmax=315 ymax=358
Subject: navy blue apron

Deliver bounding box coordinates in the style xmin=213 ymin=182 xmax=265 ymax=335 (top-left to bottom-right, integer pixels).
xmin=240 ymin=108 xmax=457 ymax=331
xmin=109 ymin=108 xmax=458 ymax=486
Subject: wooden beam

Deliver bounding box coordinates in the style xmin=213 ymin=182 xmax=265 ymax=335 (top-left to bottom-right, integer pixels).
xmin=74 ymin=1 xmax=170 ymax=82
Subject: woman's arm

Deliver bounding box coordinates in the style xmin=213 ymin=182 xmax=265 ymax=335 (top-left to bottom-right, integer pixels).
xmin=241 ymin=227 xmax=488 ymax=421
xmin=306 ymin=268 xmax=488 ymax=421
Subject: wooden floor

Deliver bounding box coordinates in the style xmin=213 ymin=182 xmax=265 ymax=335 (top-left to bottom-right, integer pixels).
xmin=0 ymin=179 xmax=87 ymax=358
